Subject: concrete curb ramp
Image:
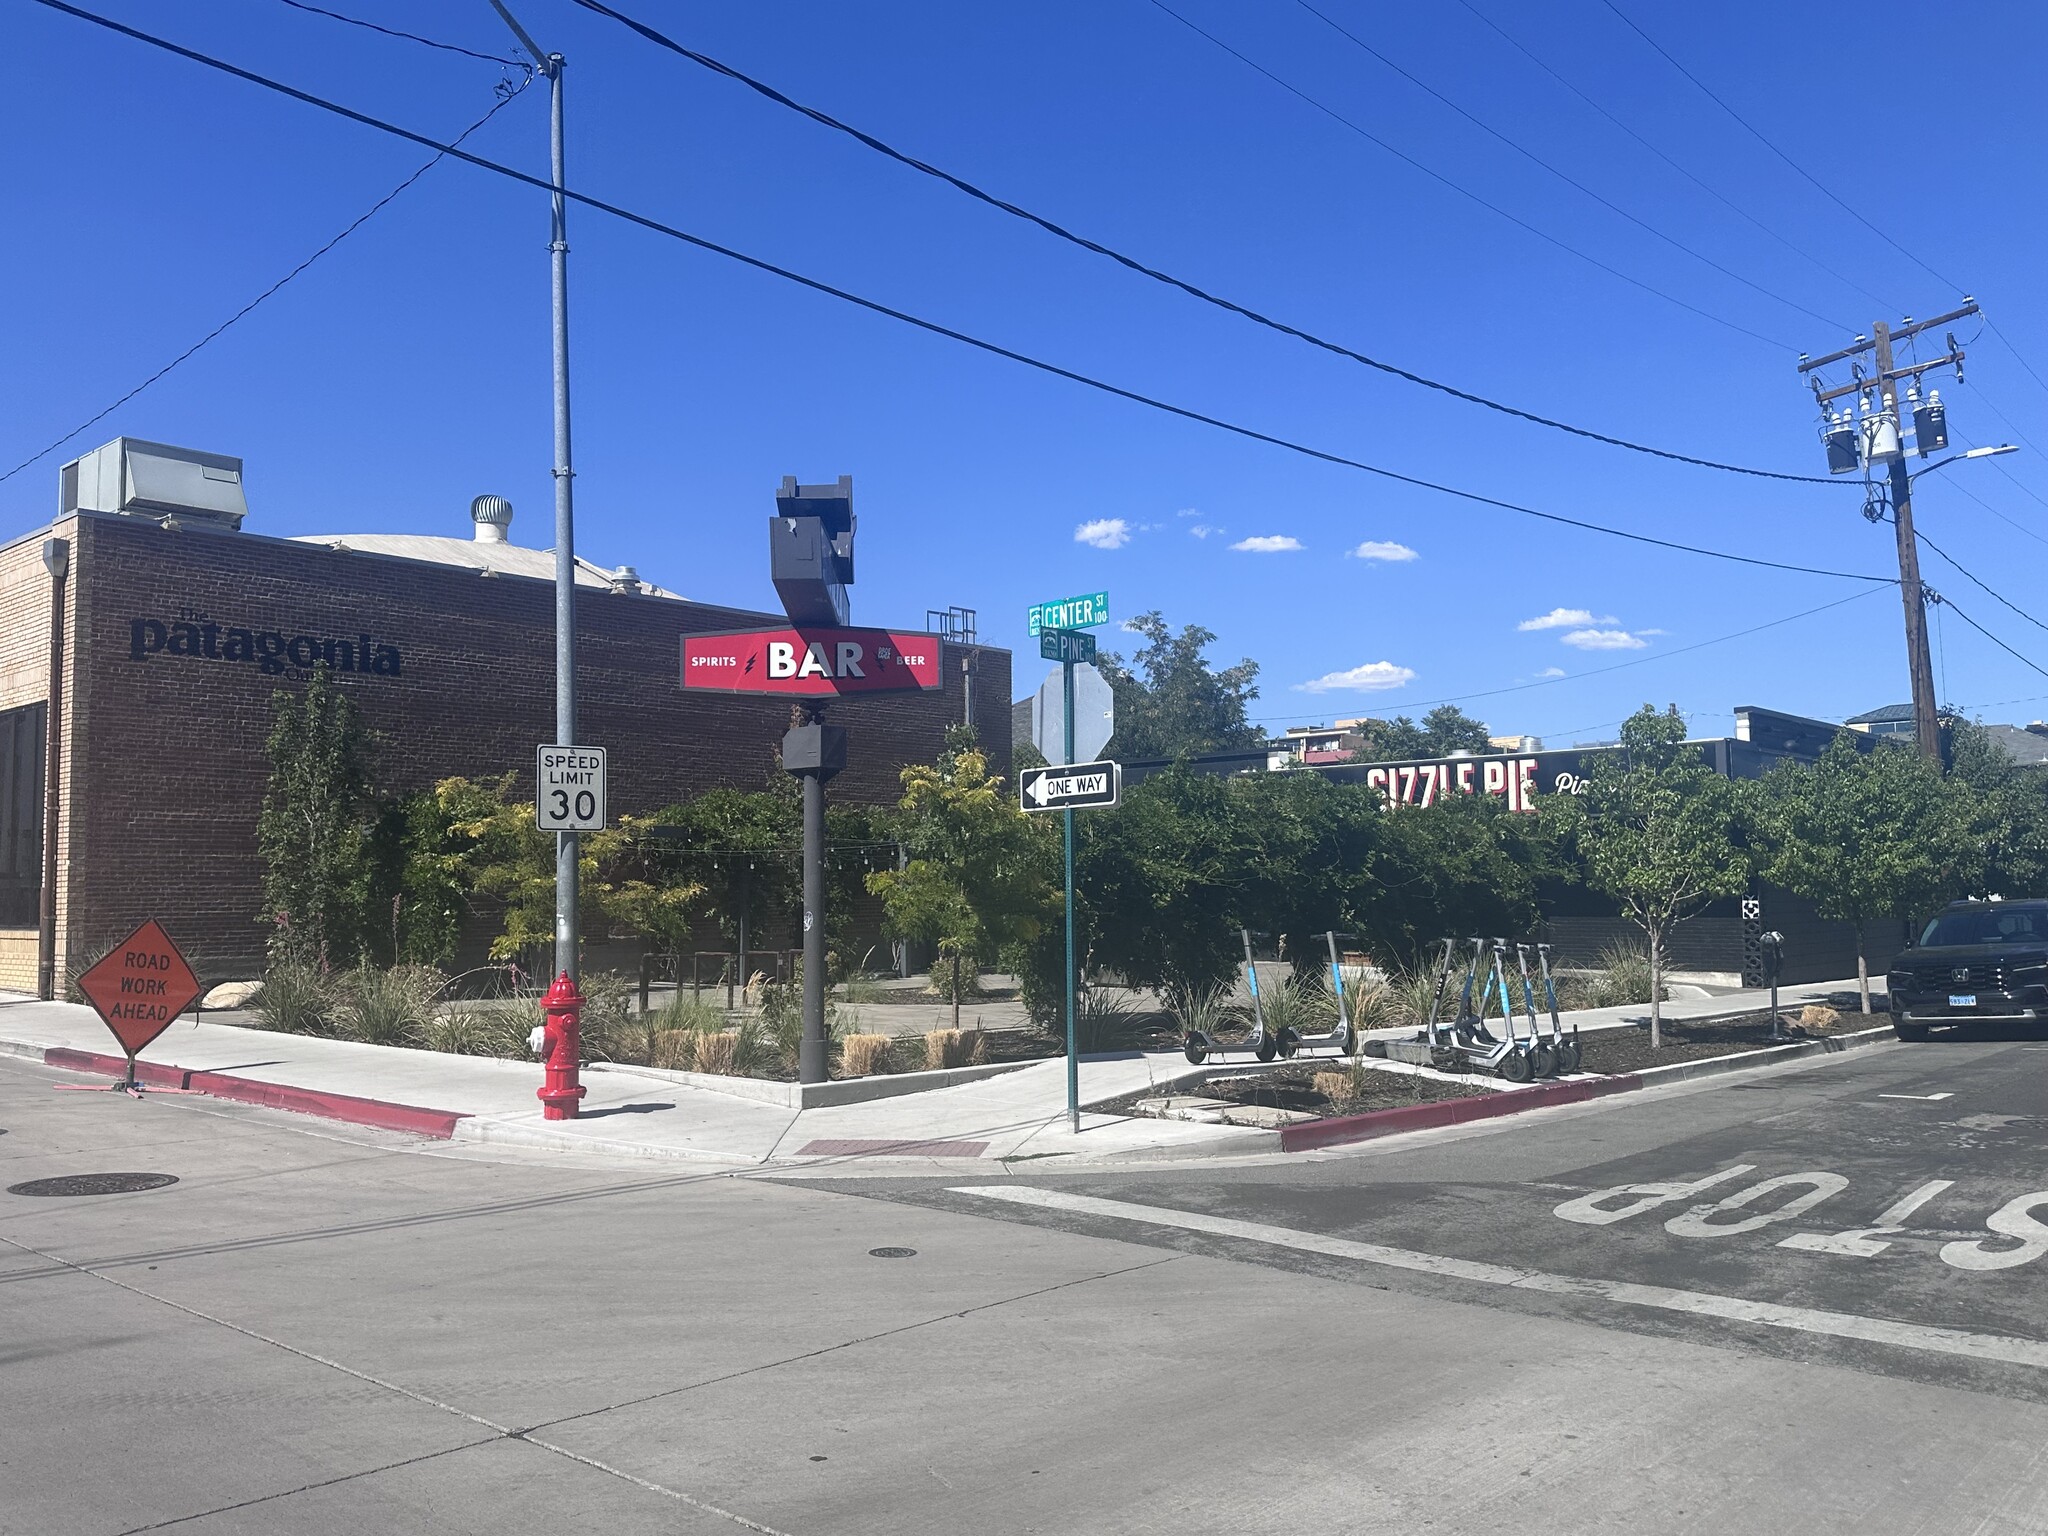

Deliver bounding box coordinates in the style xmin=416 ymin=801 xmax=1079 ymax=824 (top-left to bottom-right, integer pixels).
xmin=1280 ymin=1026 xmax=1894 ymax=1153
xmin=40 ymin=1047 xmax=471 ymax=1140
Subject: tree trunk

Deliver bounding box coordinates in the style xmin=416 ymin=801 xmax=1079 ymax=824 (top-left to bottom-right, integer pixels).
xmin=952 ymin=952 xmax=962 ymax=1032
xmin=1649 ymin=929 xmax=1663 ymax=1050
xmin=1855 ymin=922 xmax=1871 ymax=1014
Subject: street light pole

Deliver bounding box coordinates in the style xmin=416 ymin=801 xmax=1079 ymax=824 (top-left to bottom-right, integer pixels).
xmin=491 ymin=4 xmax=580 ymax=980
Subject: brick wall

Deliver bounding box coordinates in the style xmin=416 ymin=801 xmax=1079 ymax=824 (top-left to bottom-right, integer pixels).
xmin=62 ymin=514 xmax=1010 ymax=983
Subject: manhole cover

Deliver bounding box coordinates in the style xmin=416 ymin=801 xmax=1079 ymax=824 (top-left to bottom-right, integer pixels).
xmin=868 ymin=1246 xmax=918 ymax=1259
xmin=7 ymin=1173 xmax=179 ymax=1197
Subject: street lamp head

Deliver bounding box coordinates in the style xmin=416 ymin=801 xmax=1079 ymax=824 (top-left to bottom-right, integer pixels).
xmin=1963 ymin=444 xmax=2019 ymax=460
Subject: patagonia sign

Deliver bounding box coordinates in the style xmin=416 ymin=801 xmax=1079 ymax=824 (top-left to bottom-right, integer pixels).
xmin=129 ymin=609 xmax=403 ymax=680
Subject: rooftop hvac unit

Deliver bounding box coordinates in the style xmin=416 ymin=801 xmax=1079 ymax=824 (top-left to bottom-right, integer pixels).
xmin=59 ymin=437 xmax=247 ymax=530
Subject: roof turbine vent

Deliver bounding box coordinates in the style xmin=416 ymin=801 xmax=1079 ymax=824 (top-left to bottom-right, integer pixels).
xmin=470 ymin=494 xmax=513 ymax=544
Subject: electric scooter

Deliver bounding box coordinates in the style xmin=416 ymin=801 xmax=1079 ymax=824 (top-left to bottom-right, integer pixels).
xmin=1537 ymin=943 xmax=1581 ymax=1073
xmin=1182 ymin=929 xmax=1279 ymax=1065
xmin=1428 ymin=937 xmax=1539 ymax=1082
xmin=1513 ymin=943 xmax=1559 ymax=1079
xmin=1273 ymin=931 xmax=1361 ymax=1059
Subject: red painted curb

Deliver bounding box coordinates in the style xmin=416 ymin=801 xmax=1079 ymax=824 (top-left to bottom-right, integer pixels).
xmin=42 ymin=1048 xmax=470 ymax=1140
xmin=1279 ymin=1072 xmax=1643 ymax=1152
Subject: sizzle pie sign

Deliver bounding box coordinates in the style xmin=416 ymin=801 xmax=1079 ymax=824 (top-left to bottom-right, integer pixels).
xmin=680 ymin=626 xmax=941 ymax=697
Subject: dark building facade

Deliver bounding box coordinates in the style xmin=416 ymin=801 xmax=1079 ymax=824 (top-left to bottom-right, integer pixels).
xmin=0 ymin=467 xmax=1008 ymax=989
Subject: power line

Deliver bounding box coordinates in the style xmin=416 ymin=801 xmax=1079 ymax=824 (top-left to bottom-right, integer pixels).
xmin=1929 ymin=592 xmax=2048 ymax=685
xmin=1142 ymin=0 xmax=1795 ymax=352
xmin=1292 ymin=0 xmax=1851 ymax=331
xmin=25 ymin=0 xmax=1897 ymax=587
xmin=1944 ymin=475 xmax=2048 ymax=552
xmin=1450 ymin=0 xmax=1899 ymax=317
xmin=0 ymin=72 xmax=533 ymax=487
xmin=569 ymin=0 xmax=1843 ymax=486
xmin=272 ymin=0 xmax=529 ymax=70
xmin=1249 ymin=585 xmax=1889 ymax=727
xmin=1598 ymin=0 xmax=1964 ymax=295
xmin=1912 ymin=526 xmax=2048 ymax=639
xmin=1987 ymin=316 xmax=2048 ymax=404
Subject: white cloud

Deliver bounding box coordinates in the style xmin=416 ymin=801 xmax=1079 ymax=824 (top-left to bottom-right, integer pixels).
xmin=1176 ymin=507 xmax=1202 ymax=518
xmin=1294 ymin=661 xmax=1417 ymax=693
xmin=1348 ymin=540 xmax=1418 ymax=562
xmin=1189 ymin=523 xmax=1216 ymax=539
xmin=1518 ymin=607 xmax=1615 ymax=632
xmin=1231 ymin=534 xmax=1303 ymax=553
xmin=1536 ymin=666 xmax=1567 ymax=678
xmin=1561 ymin=628 xmax=1649 ymax=651
xmin=1074 ymin=518 xmax=1130 ymax=549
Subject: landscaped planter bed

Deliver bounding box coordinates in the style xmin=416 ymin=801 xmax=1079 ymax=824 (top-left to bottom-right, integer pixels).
xmin=1093 ymin=1060 xmax=1477 ymax=1122
xmin=1568 ymin=1008 xmax=1877 ymax=1075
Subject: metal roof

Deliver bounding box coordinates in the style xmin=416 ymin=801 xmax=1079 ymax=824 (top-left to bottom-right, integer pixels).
xmin=288 ymin=533 xmax=685 ymax=599
xmin=1845 ymin=703 xmax=1916 ymax=724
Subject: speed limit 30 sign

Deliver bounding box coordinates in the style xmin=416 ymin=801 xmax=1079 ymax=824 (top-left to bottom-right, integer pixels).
xmin=536 ymin=745 xmax=608 ymax=831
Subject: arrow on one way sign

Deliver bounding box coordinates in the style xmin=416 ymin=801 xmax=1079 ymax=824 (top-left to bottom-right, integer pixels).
xmin=1020 ymin=760 xmax=1121 ymax=812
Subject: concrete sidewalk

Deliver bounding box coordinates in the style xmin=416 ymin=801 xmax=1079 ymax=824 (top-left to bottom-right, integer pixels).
xmin=0 ymin=974 xmax=1879 ymax=1170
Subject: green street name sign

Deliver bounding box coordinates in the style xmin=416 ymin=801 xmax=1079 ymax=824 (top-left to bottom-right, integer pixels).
xmin=1040 ymin=627 xmax=1097 ymax=664
xmin=1027 ymin=591 xmax=1109 ymax=636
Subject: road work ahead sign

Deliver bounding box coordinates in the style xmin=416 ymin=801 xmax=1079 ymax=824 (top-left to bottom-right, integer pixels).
xmin=1020 ymin=760 xmax=1121 ymax=812
xmin=536 ymin=745 xmax=608 ymax=831
xmin=76 ymin=920 xmax=200 ymax=1059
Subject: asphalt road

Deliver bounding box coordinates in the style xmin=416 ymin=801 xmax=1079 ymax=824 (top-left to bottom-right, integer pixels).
xmin=9 ymin=1033 xmax=2048 ymax=1533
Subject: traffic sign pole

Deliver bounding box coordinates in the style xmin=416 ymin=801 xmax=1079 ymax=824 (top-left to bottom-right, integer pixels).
xmin=1063 ymin=656 xmax=1079 ymax=1134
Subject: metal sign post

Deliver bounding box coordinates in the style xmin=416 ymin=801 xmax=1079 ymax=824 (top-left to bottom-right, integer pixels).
xmin=1062 ymin=653 xmax=1078 ymax=1132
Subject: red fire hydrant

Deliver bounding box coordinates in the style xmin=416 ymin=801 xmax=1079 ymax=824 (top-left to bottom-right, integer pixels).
xmin=537 ymin=971 xmax=587 ymax=1121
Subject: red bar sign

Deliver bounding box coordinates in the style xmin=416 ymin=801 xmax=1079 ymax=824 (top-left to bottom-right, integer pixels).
xmin=681 ymin=626 xmax=941 ymax=696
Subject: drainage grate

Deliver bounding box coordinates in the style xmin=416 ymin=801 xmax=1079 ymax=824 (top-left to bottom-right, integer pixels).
xmin=7 ymin=1173 xmax=180 ymax=1197
xmin=868 ymin=1247 xmax=918 ymax=1259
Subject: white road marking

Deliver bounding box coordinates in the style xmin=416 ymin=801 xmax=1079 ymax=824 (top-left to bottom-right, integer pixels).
xmin=1552 ymin=1165 xmax=1756 ymax=1227
xmin=1665 ymin=1172 xmax=1849 ymax=1238
xmin=1943 ymin=1192 xmax=2048 ymax=1272
xmin=959 ymin=1185 xmax=2048 ymax=1372
xmin=1880 ymin=1092 xmax=1955 ymax=1100
xmin=1780 ymin=1180 xmax=1955 ymax=1257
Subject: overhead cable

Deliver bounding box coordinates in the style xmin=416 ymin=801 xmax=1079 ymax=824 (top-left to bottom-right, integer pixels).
xmin=1449 ymin=0 xmax=1898 ymax=316
xmin=25 ymin=0 xmax=1898 ymax=585
xmin=1248 ymin=585 xmax=1889 ymax=728
xmin=1293 ymin=0 xmax=1850 ymax=331
xmin=569 ymin=0 xmax=1841 ymax=486
xmin=0 ymin=72 xmax=533 ymax=487
xmin=1598 ymin=0 xmax=1963 ymax=295
xmin=1141 ymin=0 xmax=1793 ymax=352
xmin=1913 ymin=527 xmax=2048 ymax=640
xmin=273 ymin=0 xmax=530 ymax=70
xmin=1930 ymin=592 xmax=2048 ymax=684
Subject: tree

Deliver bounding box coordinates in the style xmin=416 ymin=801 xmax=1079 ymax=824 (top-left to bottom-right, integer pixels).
xmin=1948 ymin=719 xmax=2048 ymax=897
xmin=1097 ymin=613 xmax=1262 ymax=760
xmin=868 ymin=740 xmax=1057 ymax=1028
xmin=1545 ymin=706 xmax=1747 ymax=1046
xmin=1352 ymin=705 xmax=1493 ymax=761
xmin=1749 ymin=732 xmax=1980 ymax=1012
xmin=657 ymin=784 xmax=800 ymax=987
xmin=259 ymin=667 xmax=376 ymax=967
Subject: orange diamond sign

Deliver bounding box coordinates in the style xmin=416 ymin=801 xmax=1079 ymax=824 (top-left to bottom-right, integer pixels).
xmin=76 ymin=921 xmax=201 ymax=1059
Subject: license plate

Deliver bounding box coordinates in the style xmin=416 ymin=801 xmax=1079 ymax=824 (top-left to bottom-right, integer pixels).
xmin=1949 ymin=993 xmax=1977 ymax=1007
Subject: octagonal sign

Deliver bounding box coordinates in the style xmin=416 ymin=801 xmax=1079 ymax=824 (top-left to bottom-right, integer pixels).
xmin=76 ymin=920 xmax=200 ymax=1059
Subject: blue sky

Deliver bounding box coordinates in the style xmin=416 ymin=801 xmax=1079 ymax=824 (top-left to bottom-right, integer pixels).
xmin=7 ymin=0 xmax=2047 ymax=745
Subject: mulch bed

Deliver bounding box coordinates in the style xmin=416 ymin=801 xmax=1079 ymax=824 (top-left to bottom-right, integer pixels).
xmin=1569 ymin=1008 xmax=1884 ymax=1076
xmin=1093 ymin=1060 xmax=1476 ymax=1121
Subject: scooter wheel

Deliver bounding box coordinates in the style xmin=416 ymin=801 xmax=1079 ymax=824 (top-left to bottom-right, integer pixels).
xmin=1276 ymin=1028 xmax=1301 ymax=1060
xmin=1557 ymin=1039 xmax=1583 ymax=1074
xmin=1498 ymin=1050 xmax=1536 ymax=1084
xmin=1183 ymin=1035 xmax=1208 ymax=1066
xmin=1255 ymin=1036 xmax=1278 ymax=1063
xmin=1530 ymin=1044 xmax=1559 ymax=1079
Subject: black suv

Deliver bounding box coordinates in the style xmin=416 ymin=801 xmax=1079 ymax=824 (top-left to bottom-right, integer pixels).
xmin=1887 ymin=899 xmax=2048 ymax=1040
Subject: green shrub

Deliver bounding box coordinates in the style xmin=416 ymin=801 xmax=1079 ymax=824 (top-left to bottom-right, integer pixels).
xmin=333 ymin=963 xmax=444 ymax=1046
xmin=424 ymin=1008 xmax=528 ymax=1057
xmin=1072 ymin=987 xmax=1153 ymax=1053
xmin=1167 ymin=981 xmax=1241 ymax=1039
xmin=254 ymin=960 xmax=335 ymax=1035
xmin=1584 ymin=942 xmax=1663 ymax=1008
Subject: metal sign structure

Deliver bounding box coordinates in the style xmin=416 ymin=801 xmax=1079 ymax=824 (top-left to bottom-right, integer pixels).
xmin=680 ymin=626 xmax=941 ymax=696
xmin=1020 ymin=760 xmax=1120 ymax=812
xmin=1027 ymin=591 xmax=1109 ymax=636
xmin=75 ymin=920 xmax=201 ymax=1083
xmin=1040 ymin=626 xmax=1097 ymax=664
xmin=1031 ymin=663 xmax=1114 ymax=765
xmin=535 ymin=745 xmax=608 ymax=831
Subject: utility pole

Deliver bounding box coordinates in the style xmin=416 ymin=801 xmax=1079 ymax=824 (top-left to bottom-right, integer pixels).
xmin=491 ymin=3 xmax=581 ymax=975
xmin=1798 ymin=300 xmax=1977 ymax=763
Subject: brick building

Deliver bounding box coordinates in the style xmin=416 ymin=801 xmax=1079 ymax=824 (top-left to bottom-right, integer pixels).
xmin=0 ymin=439 xmax=1008 ymax=990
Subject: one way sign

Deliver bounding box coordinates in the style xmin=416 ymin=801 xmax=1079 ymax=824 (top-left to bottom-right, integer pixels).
xmin=1020 ymin=760 xmax=1121 ymax=812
